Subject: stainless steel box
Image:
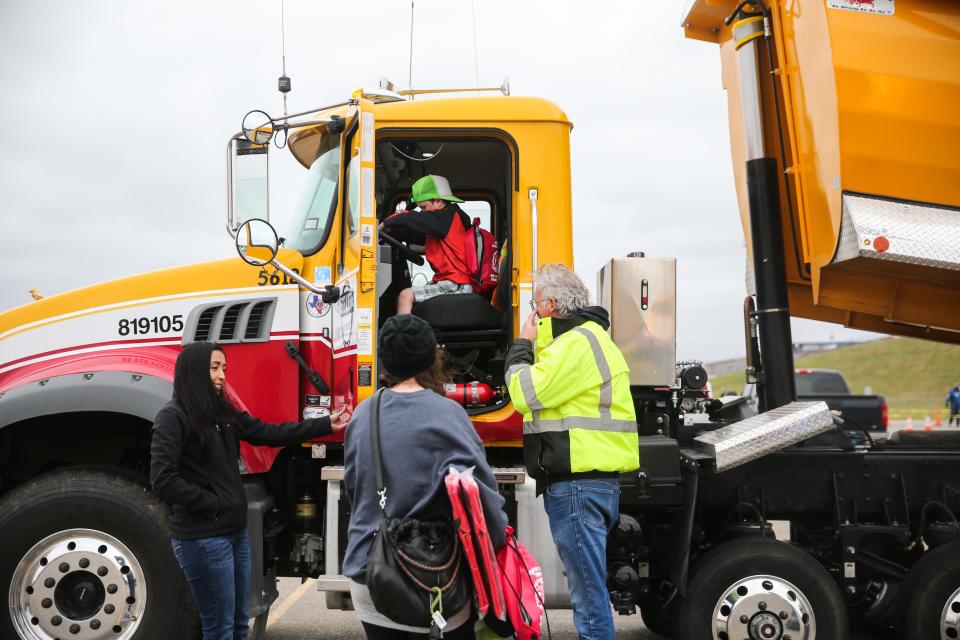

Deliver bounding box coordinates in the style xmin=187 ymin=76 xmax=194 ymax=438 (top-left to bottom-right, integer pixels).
xmin=597 ymin=255 xmax=677 ymax=386
xmin=693 ymin=401 xmax=834 ymax=472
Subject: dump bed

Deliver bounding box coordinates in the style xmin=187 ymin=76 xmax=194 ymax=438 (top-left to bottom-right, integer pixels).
xmin=683 ymin=0 xmax=960 ymax=343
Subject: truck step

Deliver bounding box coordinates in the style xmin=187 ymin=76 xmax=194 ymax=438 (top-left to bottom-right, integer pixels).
xmin=316 ymin=575 xmax=350 ymax=592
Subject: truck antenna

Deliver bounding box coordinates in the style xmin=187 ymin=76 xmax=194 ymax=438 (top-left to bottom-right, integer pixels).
xmin=408 ymin=2 xmax=415 ymax=98
xmin=278 ymin=0 xmax=291 ymax=119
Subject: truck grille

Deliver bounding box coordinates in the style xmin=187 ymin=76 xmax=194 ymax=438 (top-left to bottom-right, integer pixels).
xmin=245 ymin=301 xmax=272 ymax=340
xmin=182 ymin=297 xmax=279 ymax=345
xmin=194 ymin=307 xmax=219 ymax=342
xmin=219 ymin=304 xmax=245 ymax=341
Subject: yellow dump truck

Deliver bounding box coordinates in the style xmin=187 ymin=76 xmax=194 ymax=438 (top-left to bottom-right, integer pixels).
xmin=0 ymin=1 xmax=958 ymax=639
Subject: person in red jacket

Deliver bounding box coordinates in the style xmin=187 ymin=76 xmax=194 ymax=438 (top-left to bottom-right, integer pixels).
xmin=380 ymin=175 xmax=475 ymax=314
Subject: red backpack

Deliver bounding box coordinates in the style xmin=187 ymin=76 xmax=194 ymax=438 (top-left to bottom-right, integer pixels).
xmin=464 ymin=217 xmax=500 ymax=299
xmin=496 ymin=525 xmax=546 ymax=640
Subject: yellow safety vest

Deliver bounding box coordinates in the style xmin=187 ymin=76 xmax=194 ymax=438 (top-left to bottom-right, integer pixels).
xmin=507 ymin=318 xmax=639 ymax=477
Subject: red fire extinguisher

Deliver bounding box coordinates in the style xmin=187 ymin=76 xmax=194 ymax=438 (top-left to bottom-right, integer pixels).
xmin=444 ymin=382 xmax=497 ymax=407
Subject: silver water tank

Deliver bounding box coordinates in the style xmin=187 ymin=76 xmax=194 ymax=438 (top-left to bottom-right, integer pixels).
xmin=597 ymin=254 xmax=677 ymax=387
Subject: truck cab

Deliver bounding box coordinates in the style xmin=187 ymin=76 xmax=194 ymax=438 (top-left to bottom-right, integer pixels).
xmin=229 ymin=90 xmax=574 ymax=434
xmin=0 ymin=86 xmax=584 ymax=639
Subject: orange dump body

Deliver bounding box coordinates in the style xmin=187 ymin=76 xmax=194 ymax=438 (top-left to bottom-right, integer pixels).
xmin=684 ymin=0 xmax=960 ymax=343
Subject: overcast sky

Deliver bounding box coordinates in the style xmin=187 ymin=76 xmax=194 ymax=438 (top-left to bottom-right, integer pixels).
xmin=0 ymin=0 xmax=877 ymax=363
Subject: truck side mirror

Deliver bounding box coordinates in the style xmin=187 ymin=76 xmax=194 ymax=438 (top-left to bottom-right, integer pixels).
xmin=227 ymin=137 xmax=270 ymax=234
xmin=227 ymin=110 xmax=275 ymax=235
xmin=235 ymin=219 xmax=279 ymax=266
xmin=242 ymin=110 xmax=274 ymax=145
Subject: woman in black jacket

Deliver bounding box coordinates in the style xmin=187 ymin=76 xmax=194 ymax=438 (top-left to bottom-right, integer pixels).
xmin=150 ymin=341 xmax=350 ymax=640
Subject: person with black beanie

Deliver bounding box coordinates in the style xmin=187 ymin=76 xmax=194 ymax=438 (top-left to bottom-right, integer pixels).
xmin=150 ymin=341 xmax=351 ymax=640
xmin=343 ymin=315 xmax=508 ymax=639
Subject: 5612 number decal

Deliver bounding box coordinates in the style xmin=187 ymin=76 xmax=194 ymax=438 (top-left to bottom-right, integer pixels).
xmin=118 ymin=315 xmax=184 ymax=336
xmin=258 ymin=267 xmax=300 ymax=286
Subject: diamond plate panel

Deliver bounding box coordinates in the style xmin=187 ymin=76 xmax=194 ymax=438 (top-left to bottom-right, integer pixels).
xmin=834 ymin=194 xmax=960 ymax=271
xmin=694 ymin=401 xmax=834 ymax=472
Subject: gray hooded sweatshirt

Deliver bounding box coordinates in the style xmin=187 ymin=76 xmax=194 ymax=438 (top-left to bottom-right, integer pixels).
xmin=342 ymin=388 xmax=508 ymax=582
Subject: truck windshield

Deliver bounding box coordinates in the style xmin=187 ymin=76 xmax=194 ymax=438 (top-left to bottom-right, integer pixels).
xmin=284 ymin=137 xmax=341 ymax=254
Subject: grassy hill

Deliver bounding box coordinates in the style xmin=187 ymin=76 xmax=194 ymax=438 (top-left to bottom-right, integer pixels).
xmin=710 ymin=337 xmax=960 ymax=418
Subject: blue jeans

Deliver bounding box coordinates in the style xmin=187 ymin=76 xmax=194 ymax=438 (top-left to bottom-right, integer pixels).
xmin=544 ymin=478 xmax=619 ymax=640
xmin=171 ymin=531 xmax=251 ymax=640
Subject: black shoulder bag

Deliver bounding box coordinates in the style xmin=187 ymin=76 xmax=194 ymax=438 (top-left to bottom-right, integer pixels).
xmin=365 ymin=389 xmax=470 ymax=628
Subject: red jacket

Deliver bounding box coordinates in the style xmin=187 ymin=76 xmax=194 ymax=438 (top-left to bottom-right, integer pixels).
xmin=382 ymin=204 xmax=473 ymax=285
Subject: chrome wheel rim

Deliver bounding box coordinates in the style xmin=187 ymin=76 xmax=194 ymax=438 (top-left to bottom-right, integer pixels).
xmin=940 ymin=585 xmax=960 ymax=639
xmin=712 ymin=574 xmax=815 ymax=640
xmin=9 ymin=528 xmax=147 ymax=640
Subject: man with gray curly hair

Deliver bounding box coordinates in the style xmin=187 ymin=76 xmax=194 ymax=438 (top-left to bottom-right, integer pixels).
xmin=529 ymin=263 xmax=591 ymax=317
xmin=504 ymin=263 xmax=639 ymax=640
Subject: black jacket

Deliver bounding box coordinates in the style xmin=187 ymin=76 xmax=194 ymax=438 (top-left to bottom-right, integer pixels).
xmin=149 ymin=400 xmax=332 ymax=539
xmin=380 ymin=203 xmax=471 ymax=245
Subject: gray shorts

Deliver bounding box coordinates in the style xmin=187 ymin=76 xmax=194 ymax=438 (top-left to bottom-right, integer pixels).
xmin=411 ymin=281 xmax=473 ymax=303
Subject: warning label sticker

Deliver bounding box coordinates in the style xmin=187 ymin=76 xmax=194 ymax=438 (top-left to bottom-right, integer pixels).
xmin=304 ymin=406 xmax=331 ymax=419
xmin=357 ymin=328 xmax=373 ymax=355
xmin=358 ymin=364 xmax=373 ymax=387
xmin=827 ymin=0 xmax=893 ymax=15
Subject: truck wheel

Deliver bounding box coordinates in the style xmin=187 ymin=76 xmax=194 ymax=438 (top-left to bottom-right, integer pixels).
xmin=898 ymin=541 xmax=960 ymax=639
xmin=641 ymin=597 xmax=681 ymax=638
xmin=0 ymin=467 xmax=200 ymax=640
xmin=677 ymin=538 xmax=847 ymax=640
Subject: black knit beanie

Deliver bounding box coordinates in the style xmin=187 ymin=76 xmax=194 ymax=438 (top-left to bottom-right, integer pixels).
xmin=379 ymin=315 xmax=437 ymax=379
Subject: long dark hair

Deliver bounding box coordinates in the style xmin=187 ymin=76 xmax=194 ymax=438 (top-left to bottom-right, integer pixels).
xmin=380 ymin=348 xmax=449 ymax=395
xmin=173 ymin=341 xmax=238 ymax=450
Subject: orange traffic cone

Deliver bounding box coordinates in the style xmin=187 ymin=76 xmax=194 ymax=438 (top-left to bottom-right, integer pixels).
xmin=924 ymin=415 xmax=933 ymax=432
xmin=936 ymin=411 xmax=943 ymax=427
xmin=906 ymin=416 xmax=914 ymax=432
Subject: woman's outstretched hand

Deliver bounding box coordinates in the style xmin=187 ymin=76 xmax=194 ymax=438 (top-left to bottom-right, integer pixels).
xmin=330 ymin=409 xmax=352 ymax=433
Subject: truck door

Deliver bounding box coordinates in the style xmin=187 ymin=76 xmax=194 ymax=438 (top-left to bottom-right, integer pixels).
xmin=329 ymin=99 xmax=379 ymax=411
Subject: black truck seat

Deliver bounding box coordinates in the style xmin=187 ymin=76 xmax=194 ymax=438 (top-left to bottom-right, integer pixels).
xmin=412 ymin=294 xmax=506 ymax=348
xmin=413 ymin=293 xmax=503 ymax=330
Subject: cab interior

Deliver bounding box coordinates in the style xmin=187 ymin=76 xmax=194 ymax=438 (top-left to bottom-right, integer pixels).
xmin=374 ymin=134 xmax=516 ymax=411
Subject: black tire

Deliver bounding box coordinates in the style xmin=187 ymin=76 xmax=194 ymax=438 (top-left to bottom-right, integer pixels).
xmin=899 ymin=541 xmax=960 ymax=640
xmin=641 ymin=596 xmax=682 ymax=639
xmin=677 ymin=538 xmax=848 ymax=640
xmin=0 ymin=467 xmax=200 ymax=640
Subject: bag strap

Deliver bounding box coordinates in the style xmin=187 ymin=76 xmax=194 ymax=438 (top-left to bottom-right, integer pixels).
xmin=370 ymin=389 xmax=388 ymax=515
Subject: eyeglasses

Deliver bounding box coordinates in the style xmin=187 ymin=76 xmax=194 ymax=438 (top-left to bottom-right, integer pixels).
xmin=529 ymin=298 xmax=551 ymax=310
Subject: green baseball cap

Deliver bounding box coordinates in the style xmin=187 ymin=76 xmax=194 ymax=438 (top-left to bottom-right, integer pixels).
xmin=411 ymin=175 xmax=464 ymax=203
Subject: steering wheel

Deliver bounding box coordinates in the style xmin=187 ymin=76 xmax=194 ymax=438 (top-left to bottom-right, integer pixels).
xmin=379 ymin=230 xmax=425 ymax=266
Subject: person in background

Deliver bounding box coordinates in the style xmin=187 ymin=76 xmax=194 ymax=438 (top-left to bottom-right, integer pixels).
xmin=380 ymin=175 xmax=475 ymax=314
xmin=504 ymin=263 xmax=639 ymax=640
xmin=150 ymin=341 xmax=350 ymax=640
xmin=343 ymin=315 xmax=508 ymax=639
xmin=946 ymin=385 xmax=960 ymax=426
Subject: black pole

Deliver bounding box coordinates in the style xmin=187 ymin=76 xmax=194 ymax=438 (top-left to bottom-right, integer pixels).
xmin=746 ymin=157 xmax=796 ymax=411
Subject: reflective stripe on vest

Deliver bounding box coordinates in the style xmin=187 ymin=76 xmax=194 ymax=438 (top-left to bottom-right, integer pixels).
xmin=572 ymin=327 xmax=613 ymax=420
xmin=522 ymin=416 xmax=638 ymax=434
xmin=506 ymin=364 xmax=544 ymax=411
